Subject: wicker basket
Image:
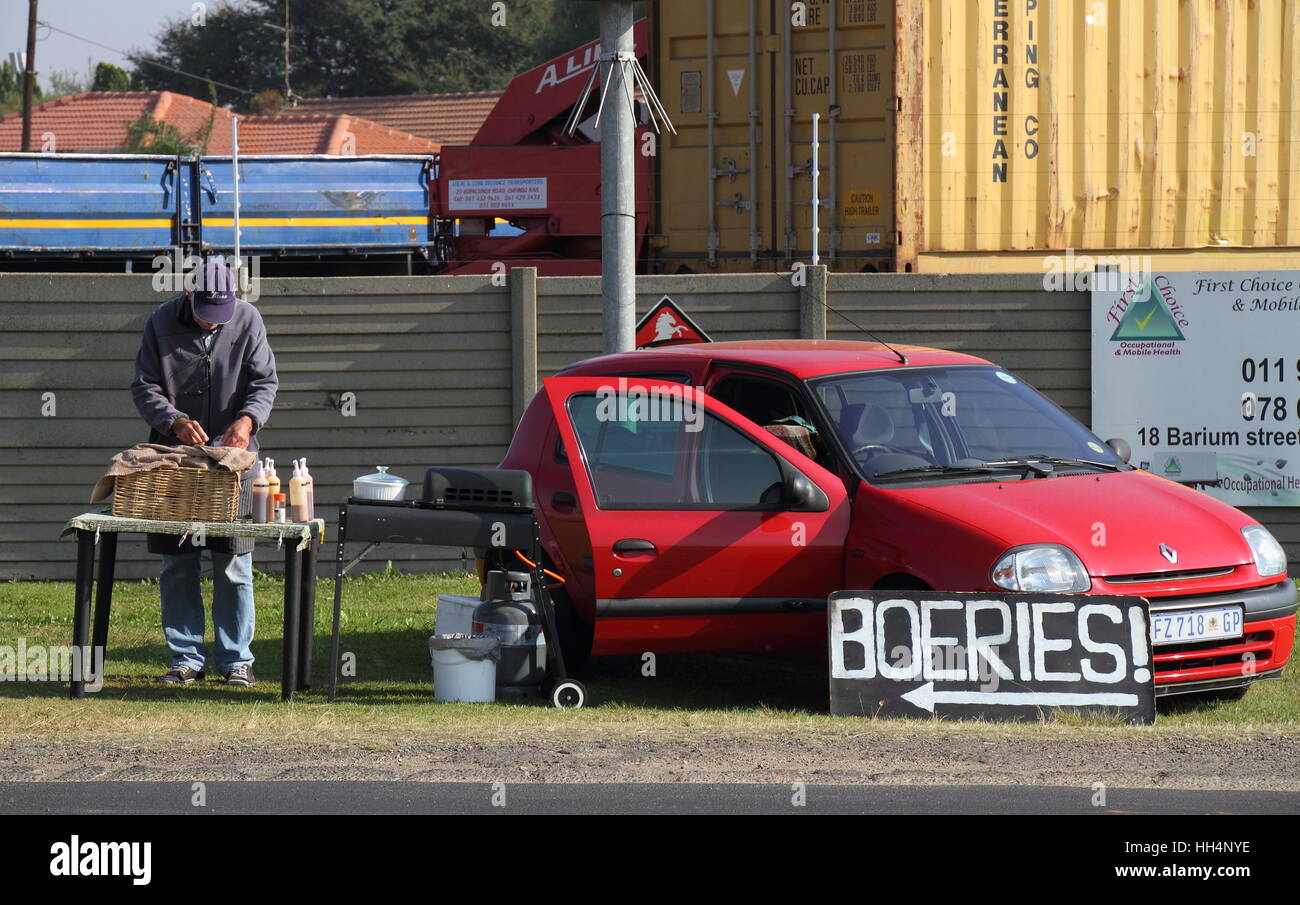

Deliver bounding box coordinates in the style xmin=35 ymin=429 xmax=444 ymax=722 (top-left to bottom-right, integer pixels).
xmin=111 ymin=467 xmax=241 ymax=523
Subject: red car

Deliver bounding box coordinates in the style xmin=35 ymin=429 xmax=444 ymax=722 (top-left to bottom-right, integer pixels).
xmin=499 ymin=340 xmax=1296 ymax=698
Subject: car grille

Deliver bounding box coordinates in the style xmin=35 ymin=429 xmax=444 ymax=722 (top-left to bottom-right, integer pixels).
xmin=1105 ymin=566 xmax=1236 ymax=584
xmin=1153 ymin=628 xmax=1278 ymax=682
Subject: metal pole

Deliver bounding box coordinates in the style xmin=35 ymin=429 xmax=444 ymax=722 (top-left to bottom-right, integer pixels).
xmin=747 ymin=0 xmax=758 ymax=265
xmin=783 ymin=5 xmax=793 ymax=264
xmin=811 ymin=113 xmax=820 ymax=266
xmin=599 ymin=0 xmax=636 ymax=353
xmin=828 ymin=0 xmax=838 ymax=266
xmin=21 ymin=0 xmax=37 ymax=152
xmin=283 ymin=0 xmax=291 ymax=103
xmin=705 ymin=0 xmax=717 ymax=268
xmin=231 ymin=117 xmax=242 ymax=286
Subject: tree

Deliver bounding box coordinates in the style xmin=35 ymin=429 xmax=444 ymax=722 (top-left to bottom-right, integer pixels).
xmin=122 ymin=113 xmax=203 ymax=155
xmin=92 ymin=62 xmax=131 ymax=92
xmin=127 ymin=0 xmax=620 ymax=108
xmin=0 ymin=60 xmax=33 ymax=116
xmin=248 ymin=89 xmax=284 ymax=115
xmin=121 ymin=86 xmax=218 ymax=155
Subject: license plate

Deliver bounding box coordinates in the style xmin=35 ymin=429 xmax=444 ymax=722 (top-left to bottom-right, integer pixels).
xmin=1151 ymin=606 xmax=1244 ymax=646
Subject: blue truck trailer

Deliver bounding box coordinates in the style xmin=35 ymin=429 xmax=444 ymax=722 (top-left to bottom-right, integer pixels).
xmin=0 ymin=152 xmax=435 ymax=264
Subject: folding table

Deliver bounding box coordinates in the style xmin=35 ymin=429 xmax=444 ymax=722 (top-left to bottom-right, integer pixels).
xmin=61 ymin=512 xmax=325 ymax=701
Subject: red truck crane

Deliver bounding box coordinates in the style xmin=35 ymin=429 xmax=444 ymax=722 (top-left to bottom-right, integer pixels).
xmin=431 ymin=20 xmax=651 ymax=275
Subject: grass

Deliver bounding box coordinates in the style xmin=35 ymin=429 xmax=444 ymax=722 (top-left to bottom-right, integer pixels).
xmin=0 ymin=573 xmax=1296 ymax=748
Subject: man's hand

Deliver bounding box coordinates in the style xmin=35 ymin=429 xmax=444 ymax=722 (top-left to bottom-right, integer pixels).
xmin=220 ymin=415 xmax=254 ymax=450
xmin=172 ymin=417 xmax=209 ymax=446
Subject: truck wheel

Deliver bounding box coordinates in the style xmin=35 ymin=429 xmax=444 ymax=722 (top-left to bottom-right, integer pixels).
xmin=548 ymin=679 xmax=586 ymax=709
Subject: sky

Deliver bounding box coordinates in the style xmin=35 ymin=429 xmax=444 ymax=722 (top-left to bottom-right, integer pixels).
xmin=1 ymin=0 xmax=239 ymax=84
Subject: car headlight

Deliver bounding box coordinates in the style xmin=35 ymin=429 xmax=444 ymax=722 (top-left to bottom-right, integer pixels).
xmin=992 ymin=544 xmax=1091 ymax=593
xmin=1242 ymin=525 xmax=1288 ymax=577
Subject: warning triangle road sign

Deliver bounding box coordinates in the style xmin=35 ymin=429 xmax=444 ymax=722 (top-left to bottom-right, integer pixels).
xmin=1110 ymin=279 xmax=1186 ymax=341
xmin=635 ymin=296 xmax=712 ymax=349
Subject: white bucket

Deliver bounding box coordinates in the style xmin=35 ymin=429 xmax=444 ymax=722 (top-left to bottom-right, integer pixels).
xmin=435 ymin=594 xmax=481 ymax=637
xmin=429 ymin=634 xmax=500 ymax=703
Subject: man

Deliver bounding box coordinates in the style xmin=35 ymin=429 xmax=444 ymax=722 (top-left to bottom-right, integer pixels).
xmin=131 ymin=259 xmax=278 ymax=687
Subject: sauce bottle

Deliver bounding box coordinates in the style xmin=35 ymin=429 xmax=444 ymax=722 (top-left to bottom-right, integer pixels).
xmin=273 ymin=492 xmax=287 ymax=523
xmin=250 ymin=459 xmax=269 ymax=523
xmin=299 ymin=457 xmax=316 ymax=520
xmin=265 ymin=458 xmax=281 ymax=522
xmin=289 ymin=459 xmax=311 ymax=523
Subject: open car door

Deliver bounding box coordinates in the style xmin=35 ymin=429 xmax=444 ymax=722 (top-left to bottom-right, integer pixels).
xmin=542 ymin=376 xmax=851 ymax=655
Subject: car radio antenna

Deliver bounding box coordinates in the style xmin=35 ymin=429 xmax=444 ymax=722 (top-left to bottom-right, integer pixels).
xmin=819 ymin=297 xmax=910 ymax=365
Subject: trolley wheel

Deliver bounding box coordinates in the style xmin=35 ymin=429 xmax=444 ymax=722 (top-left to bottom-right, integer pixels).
xmin=547 ymin=678 xmax=586 ymax=710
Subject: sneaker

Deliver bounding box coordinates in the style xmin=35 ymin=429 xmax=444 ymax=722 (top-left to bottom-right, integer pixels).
xmin=158 ymin=665 xmax=204 ymax=684
xmin=224 ymin=664 xmax=255 ymax=687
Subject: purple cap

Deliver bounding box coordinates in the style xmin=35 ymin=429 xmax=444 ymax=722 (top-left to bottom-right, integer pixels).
xmin=192 ymin=259 xmax=238 ymax=324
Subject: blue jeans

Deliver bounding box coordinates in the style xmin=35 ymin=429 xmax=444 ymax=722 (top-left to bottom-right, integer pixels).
xmin=160 ymin=550 xmax=255 ymax=674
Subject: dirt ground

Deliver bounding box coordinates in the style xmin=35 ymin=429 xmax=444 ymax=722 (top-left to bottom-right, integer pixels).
xmin=2 ymin=730 xmax=1295 ymax=790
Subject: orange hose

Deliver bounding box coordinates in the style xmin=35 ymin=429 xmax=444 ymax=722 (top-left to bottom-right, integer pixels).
xmin=514 ymin=550 xmax=566 ymax=586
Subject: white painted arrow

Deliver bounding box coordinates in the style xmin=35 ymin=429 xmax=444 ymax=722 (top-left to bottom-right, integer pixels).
xmin=900 ymin=682 xmax=1140 ymax=713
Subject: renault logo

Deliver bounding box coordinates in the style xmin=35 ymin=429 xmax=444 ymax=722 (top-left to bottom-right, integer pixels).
xmin=1160 ymin=544 xmax=1178 ymax=564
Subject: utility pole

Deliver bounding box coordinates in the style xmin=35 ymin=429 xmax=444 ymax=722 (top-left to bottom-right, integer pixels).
xmin=598 ymin=0 xmax=636 ymax=353
xmin=282 ymin=0 xmax=291 ymax=103
xmin=263 ymin=0 xmax=292 ymax=107
xmin=21 ymin=0 xmax=37 ymax=152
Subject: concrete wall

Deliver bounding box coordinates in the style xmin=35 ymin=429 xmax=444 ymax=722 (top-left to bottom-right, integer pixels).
xmin=1 ymin=269 xmax=1296 ymax=578
xmin=0 ymin=274 xmax=513 ymax=578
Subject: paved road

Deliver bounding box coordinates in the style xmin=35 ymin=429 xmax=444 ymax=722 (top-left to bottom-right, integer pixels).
xmin=2 ymin=782 xmax=1295 ymax=815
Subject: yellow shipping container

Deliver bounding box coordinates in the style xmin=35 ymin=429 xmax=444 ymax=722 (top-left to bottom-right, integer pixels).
xmin=649 ymin=0 xmax=1300 ymax=273
xmin=899 ymin=0 xmax=1300 ymax=271
xmin=650 ymin=0 xmax=896 ymax=273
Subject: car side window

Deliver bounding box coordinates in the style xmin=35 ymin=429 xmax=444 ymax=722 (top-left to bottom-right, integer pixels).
xmin=711 ymin=374 xmax=827 ymax=464
xmin=565 ymin=393 xmax=784 ymax=510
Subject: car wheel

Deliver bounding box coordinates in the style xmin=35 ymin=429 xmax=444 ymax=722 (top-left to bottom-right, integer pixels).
xmin=546 ymin=579 xmax=594 ymax=671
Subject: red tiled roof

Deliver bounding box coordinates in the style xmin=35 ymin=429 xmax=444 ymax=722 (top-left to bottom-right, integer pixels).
xmin=238 ymin=113 xmax=440 ymax=154
xmin=292 ymin=91 xmax=501 ymax=146
xmin=0 ymin=91 xmax=439 ymax=155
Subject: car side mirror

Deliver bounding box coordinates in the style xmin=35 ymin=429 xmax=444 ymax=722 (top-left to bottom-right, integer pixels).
xmin=1106 ymin=438 xmax=1131 ymax=463
xmin=779 ymin=469 xmax=829 ymax=511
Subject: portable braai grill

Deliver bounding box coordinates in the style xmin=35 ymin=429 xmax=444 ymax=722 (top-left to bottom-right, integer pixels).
xmin=328 ymin=467 xmax=587 ymax=708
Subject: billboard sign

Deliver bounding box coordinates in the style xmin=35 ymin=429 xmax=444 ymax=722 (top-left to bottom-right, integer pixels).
xmin=1092 ymin=271 xmax=1300 ymax=505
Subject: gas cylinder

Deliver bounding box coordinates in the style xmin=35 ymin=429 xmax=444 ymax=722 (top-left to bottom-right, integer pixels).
xmin=471 ymin=569 xmax=547 ymax=696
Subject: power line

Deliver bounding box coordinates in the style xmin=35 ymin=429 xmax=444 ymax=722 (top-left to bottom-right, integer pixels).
xmin=36 ymin=20 xmax=255 ymax=96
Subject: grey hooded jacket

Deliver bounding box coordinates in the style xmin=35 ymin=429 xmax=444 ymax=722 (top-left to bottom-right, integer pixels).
xmin=132 ymin=294 xmax=278 ymax=555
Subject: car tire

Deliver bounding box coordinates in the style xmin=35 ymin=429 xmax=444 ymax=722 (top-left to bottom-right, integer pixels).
xmin=546 ymin=580 xmax=594 ymax=671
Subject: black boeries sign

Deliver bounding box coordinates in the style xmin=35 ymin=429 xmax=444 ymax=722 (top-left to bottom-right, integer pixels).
xmin=828 ymin=592 xmax=1156 ymax=724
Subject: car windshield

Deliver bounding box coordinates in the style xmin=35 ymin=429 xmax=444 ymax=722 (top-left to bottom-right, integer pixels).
xmin=810 ymin=365 xmax=1125 ymax=482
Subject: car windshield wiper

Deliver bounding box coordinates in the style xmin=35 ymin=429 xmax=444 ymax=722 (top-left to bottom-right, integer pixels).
xmin=872 ymin=464 xmax=998 ymax=480
xmin=981 ymin=454 xmax=1124 ymax=472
